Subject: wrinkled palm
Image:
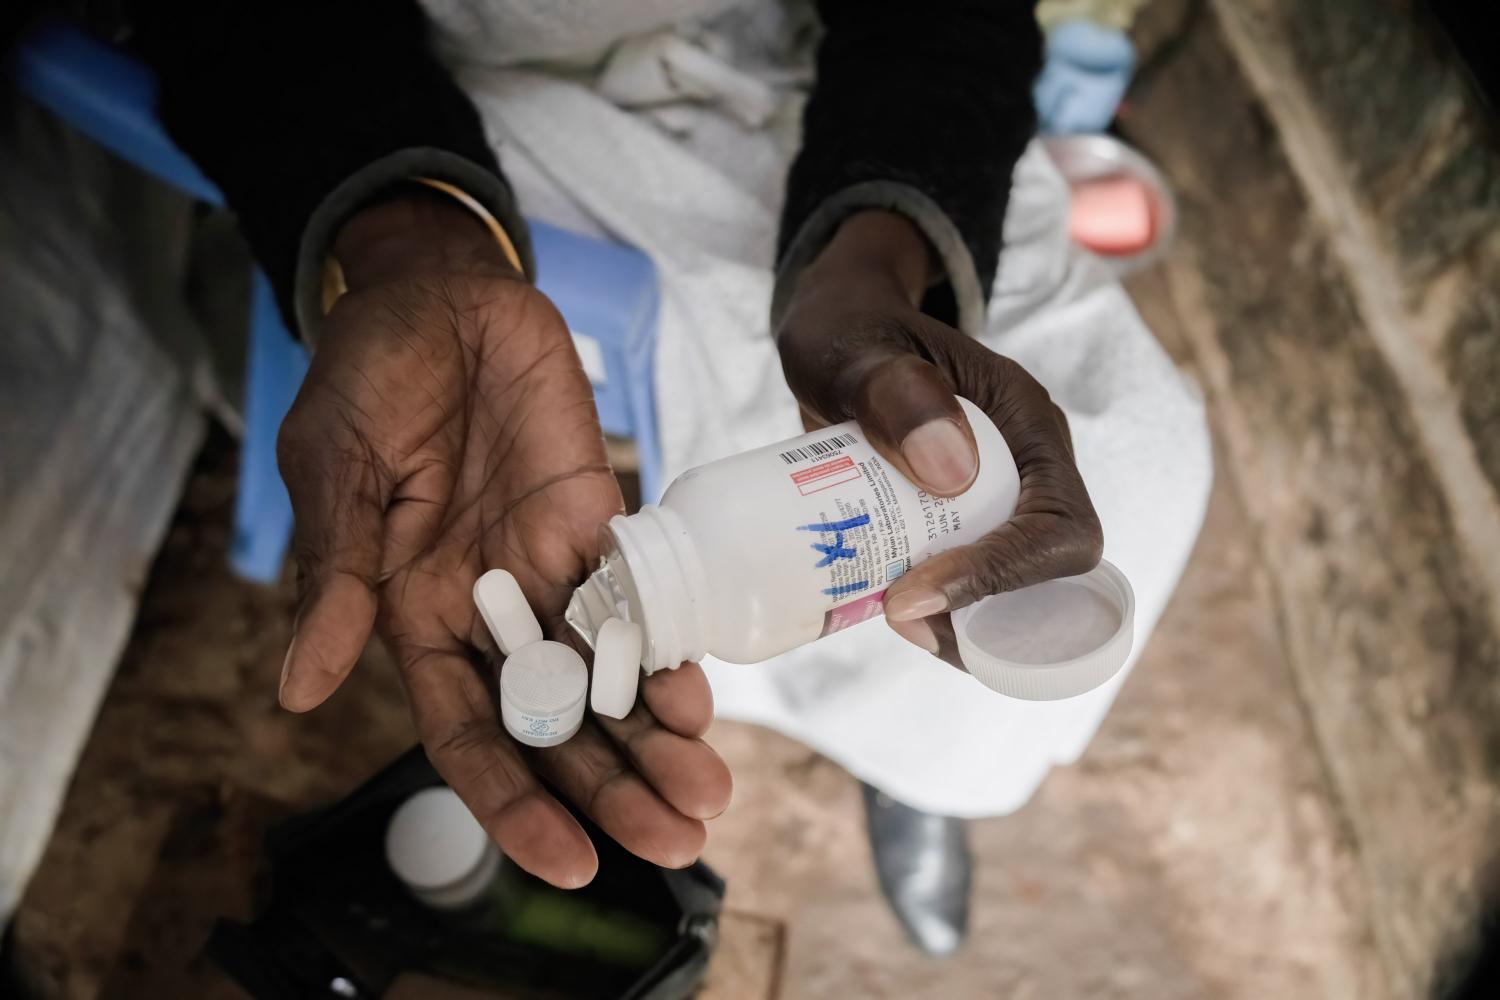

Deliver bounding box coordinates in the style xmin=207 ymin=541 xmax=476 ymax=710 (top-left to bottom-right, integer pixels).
xmin=277 ymin=275 xmax=730 ymax=887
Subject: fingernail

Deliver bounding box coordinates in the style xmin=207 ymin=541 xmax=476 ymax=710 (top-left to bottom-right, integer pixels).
xmin=901 ymin=419 xmax=978 ymax=494
xmin=888 ymin=616 xmax=940 ymax=655
xmin=884 ymin=587 xmax=948 ymax=621
xmin=278 ymin=635 xmax=297 ymax=707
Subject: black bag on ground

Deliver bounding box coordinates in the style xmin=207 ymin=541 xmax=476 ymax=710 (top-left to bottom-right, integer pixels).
xmin=207 ymin=746 xmax=723 ymax=999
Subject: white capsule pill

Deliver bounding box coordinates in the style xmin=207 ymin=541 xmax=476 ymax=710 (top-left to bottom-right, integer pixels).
xmin=473 ymin=568 xmax=544 ymax=656
xmin=499 ymin=640 xmax=588 ymax=748
xmin=590 ymin=618 xmax=643 ymax=720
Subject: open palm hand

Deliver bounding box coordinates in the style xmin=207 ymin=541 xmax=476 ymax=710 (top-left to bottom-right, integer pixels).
xmin=276 ymin=195 xmax=729 ymax=886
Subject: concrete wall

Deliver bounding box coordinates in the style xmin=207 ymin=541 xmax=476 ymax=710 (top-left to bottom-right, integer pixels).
xmin=0 ymin=95 xmax=213 ymax=924
xmin=1124 ymin=1 xmax=1500 ymax=993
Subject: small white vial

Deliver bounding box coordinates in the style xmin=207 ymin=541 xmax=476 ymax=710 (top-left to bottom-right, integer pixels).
xmin=499 ymin=641 xmax=587 ymax=747
xmin=384 ymin=787 xmax=502 ymax=909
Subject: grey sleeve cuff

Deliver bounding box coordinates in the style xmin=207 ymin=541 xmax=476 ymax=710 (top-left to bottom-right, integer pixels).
xmin=770 ymin=180 xmax=987 ymax=339
xmin=292 ymin=147 xmax=534 ymax=348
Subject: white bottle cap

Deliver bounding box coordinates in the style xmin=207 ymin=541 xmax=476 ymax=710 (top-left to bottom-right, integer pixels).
xmin=384 ymin=787 xmax=502 ymax=909
xmin=950 ymin=559 xmax=1135 ymax=701
xmin=499 ymin=640 xmax=588 ymax=747
xmin=474 ymin=568 xmax=544 ymax=656
xmin=590 ymin=617 xmax=643 ymax=719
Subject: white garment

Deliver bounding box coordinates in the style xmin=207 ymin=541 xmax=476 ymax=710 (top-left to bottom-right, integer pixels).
xmin=427 ymin=0 xmax=1213 ymax=817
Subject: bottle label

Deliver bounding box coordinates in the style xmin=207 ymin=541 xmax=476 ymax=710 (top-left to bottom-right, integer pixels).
xmin=819 ymin=588 xmax=888 ymax=637
xmin=781 ymin=430 xmax=976 ymax=631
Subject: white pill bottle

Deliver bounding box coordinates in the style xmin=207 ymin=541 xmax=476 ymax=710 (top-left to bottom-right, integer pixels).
xmin=569 ymin=397 xmax=1134 ymax=700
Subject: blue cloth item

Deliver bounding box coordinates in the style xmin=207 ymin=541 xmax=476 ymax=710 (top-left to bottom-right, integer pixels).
xmin=10 ymin=22 xmax=225 ymax=203
xmin=11 ymin=21 xmax=664 ymax=581
xmin=1033 ymin=20 xmax=1136 ymax=135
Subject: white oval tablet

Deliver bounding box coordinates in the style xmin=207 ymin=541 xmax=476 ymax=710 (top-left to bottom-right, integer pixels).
xmin=590 ymin=617 xmax=643 ymax=720
xmin=474 ymin=568 xmax=544 ymax=655
xmin=499 ymin=640 xmax=588 ymax=747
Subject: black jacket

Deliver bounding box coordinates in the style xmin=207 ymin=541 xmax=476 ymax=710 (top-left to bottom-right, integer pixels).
xmin=132 ymin=0 xmax=1042 ymax=338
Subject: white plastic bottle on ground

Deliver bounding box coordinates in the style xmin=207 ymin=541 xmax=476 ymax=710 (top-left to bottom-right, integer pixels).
xmin=569 ymin=397 xmax=1135 ymax=702
xmin=385 ymin=787 xmax=502 ymax=909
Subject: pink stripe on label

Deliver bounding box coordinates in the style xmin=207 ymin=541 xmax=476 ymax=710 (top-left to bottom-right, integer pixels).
xmin=820 ymin=588 xmax=887 ymax=637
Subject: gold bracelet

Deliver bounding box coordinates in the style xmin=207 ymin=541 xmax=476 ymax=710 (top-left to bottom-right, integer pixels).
xmin=321 ymin=176 xmax=526 ymax=315
xmin=411 ymin=176 xmax=524 ymax=274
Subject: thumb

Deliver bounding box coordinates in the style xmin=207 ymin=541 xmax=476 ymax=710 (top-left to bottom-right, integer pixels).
xmin=852 ymin=353 xmax=979 ymax=497
xmin=782 ymin=332 xmax=979 ymax=497
xmin=276 ymin=422 xmax=386 ymax=712
xmin=882 ymin=511 xmax=1103 ymax=666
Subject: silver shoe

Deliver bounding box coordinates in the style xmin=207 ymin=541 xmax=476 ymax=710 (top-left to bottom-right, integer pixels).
xmin=861 ymin=782 xmax=971 ymax=956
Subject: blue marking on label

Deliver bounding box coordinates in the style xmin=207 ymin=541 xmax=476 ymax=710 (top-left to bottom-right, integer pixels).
xmin=800 ymin=514 xmax=872 ymax=533
xmin=809 ymin=538 xmax=857 ymax=567
xmin=799 ymin=512 xmax=871 ymax=567
xmin=823 ymin=580 xmax=871 ymax=597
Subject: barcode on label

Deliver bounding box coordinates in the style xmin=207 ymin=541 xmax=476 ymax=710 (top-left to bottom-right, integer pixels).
xmin=779 ymin=432 xmax=858 ymax=465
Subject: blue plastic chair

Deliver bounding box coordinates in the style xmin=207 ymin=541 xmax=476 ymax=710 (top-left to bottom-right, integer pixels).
xmin=530 ymin=221 xmax=663 ymax=504
xmin=10 ymin=21 xmax=662 ymax=582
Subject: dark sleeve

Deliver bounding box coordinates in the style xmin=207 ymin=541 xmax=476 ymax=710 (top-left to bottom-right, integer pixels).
xmin=129 ymin=0 xmax=532 ymax=341
xmin=773 ymin=0 xmax=1043 ymax=336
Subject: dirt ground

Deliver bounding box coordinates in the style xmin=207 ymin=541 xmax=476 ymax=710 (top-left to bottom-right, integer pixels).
xmin=7 ymin=268 xmax=1389 ymax=998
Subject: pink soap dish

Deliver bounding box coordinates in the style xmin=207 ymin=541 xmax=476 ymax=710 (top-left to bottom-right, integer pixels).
xmin=1043 ymin=134 xmax=1178 ymax=277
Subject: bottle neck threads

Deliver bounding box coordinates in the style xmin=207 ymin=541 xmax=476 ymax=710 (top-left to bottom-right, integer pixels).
xmin=605 ymin=505 xmax=709 ymax=672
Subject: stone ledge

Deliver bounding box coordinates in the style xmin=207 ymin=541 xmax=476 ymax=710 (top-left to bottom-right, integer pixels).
xmin=1125 ymin=3 xmax=1500 ymax=993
